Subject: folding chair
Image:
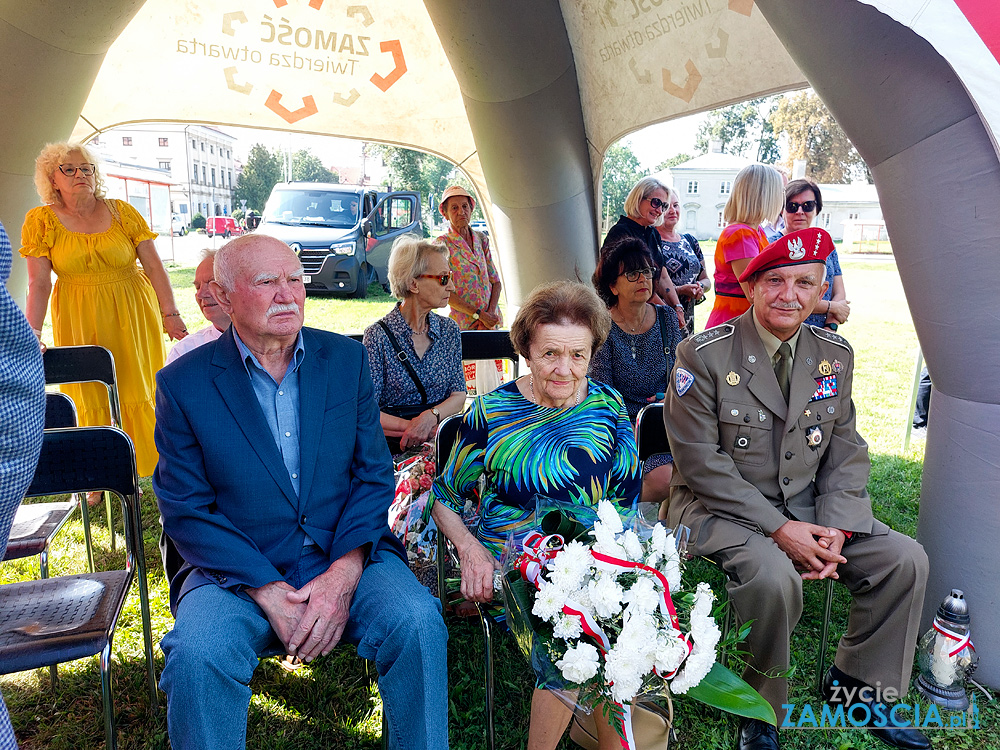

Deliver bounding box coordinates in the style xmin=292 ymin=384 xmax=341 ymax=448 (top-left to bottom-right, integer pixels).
xmin=460 ymin=329 xmax=519 ymax=378
xmin=43 ymin=346 xmax=121 ymax=550
xmin=635 ymin=403 xmax=835 ymax=693
xmin=433 ymin=414 xmax=495 ymax=750
xmin=0 ymin=426 xmax=158 ymax=749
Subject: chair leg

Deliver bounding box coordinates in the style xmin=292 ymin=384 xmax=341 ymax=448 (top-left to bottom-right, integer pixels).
xmin=128 ymin=495 xmax=160 ymax=713
xmin=105 ymin=491 xmax=116 ymax=553
xmin=381 ymin=707 xmax=389 ymax=750
xmin=100 ymin=640 xmax=118 ymax=750
xmin=477 ymin=607 xmax=495 ymax=750
xmin=816 ymin=578 xmax=835 ymax=695
xmin=79 ymin=493 xmax=97 ymax=574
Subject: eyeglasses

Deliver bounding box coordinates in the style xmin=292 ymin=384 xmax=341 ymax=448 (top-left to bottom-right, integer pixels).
xmin=417 ymin=273 xmax=452 ymax=286
xmin=785 ymin=200 xmax=817 ymax=214
xmin=646 ymin=197 xmax=669 ymax=210
xmin=58 ymin=164 xmax=96 ymax=177
xmin=621 ymin=267 xmax=655 ymax=282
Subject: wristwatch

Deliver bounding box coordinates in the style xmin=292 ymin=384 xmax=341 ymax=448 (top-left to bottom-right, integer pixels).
xmin=472 ymin=309 xmax=481 ymax=321
xmin=431 ymin=407 xmax=441 ymax=424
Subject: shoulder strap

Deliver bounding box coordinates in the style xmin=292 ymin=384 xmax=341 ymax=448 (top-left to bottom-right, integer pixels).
xmin=655 ymin=305 xmax=672 ymax=357
xmin=376 ymin=320 xmax=429 ymax=404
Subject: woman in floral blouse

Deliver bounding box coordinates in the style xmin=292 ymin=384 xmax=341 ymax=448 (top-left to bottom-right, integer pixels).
xmin=437 ymin=185 xmax=504 ymax=393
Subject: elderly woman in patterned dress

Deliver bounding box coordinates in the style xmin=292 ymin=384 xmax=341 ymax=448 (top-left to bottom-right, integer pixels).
xmin=589 ymin=237 xmax=683 ymax=516
xmin=363 ymin=235 xmax=467 ymax=454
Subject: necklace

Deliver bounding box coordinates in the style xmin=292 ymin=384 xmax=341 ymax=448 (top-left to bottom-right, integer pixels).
xmin=529 ymin=375 xmax=582 ymax=408
xmin=615 ymin=304 xmax=648 ymax=333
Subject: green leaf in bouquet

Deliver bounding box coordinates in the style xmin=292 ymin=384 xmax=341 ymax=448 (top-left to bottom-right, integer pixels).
xmin=683 ymin=662 xmax=776 ymax=725
xmin=537 ymin=509 xmax=591 ymax=543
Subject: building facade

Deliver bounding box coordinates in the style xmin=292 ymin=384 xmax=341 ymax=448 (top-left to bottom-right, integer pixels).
xmin=91 ymin=123 xmax=237 ymax=228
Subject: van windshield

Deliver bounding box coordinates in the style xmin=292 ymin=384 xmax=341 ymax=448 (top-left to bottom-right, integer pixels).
xmin=262 ymin=189 xmax=361 ymax=228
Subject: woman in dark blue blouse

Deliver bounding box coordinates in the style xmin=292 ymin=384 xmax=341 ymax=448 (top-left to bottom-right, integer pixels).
xmin=363 ymin=235 xmax=467 ymax=453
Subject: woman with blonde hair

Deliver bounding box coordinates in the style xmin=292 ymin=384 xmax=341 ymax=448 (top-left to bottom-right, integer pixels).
xmin=705 ymin=163 xmax=784 ymax=328
xmin=20 ymin=141 xmax=186 ymax=477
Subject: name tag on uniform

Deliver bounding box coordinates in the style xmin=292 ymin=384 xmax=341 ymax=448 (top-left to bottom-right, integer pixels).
xmin=810 ymin=375 xmax=838 ymax=401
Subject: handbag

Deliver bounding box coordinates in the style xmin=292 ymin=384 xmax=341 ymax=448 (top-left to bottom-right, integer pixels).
xmin=569 ymin=699 xmax=674 ymax=749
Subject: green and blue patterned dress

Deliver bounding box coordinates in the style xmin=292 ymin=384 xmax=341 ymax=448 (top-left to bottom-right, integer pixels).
xmin=431 ymin=379 xmax=641 ymax=557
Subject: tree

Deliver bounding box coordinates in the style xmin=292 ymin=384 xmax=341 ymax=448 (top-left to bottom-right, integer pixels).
xmin=769 ymin=92 xmax=871 ymax=183
xmin=601 ymin=143 xmax=643 ymax=218
xmin=655 ymin=153 xmax=693 ymax=171
xmin=366 ymin=143 xmax=470 ymax=221
xmin=291 ymin=149 xmax=338 ymax=183
xmin=234 ymin=144 xmax=283 ymax=212
xmin=694 ymin=97 xmax=780 ymax=162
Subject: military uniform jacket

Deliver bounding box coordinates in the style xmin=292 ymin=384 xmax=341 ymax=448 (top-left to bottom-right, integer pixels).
xmin=665 ymin=310 xmax=874 ymax=553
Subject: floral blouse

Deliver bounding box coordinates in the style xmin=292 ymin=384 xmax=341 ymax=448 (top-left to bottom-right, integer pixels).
xmin=437 ymin=227 xmax=503 ymax=330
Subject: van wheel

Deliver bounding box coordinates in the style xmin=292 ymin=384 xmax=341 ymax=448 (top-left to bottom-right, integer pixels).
xmin=352 ymin=264 xmax=371 ymax=299
xmin=224 ymin=230 xmax=231 ymax=239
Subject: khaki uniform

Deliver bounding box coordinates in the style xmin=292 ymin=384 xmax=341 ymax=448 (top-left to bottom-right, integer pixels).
xmin=666 ymin=310 xmax=927 ymax=713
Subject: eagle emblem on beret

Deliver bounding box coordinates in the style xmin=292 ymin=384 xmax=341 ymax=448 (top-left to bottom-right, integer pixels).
xmin=787 ymin=236 xmax=805 ymax=260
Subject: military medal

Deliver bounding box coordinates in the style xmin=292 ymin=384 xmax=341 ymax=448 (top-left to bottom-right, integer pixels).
xmin=806 ymin=425 xmax=824 ymax=448
xmin=827 ymin=405 xmax=836 ymax=414
xmin=758 ymin=409 xmax=766 ymax=422
xmin=726 ymin=371 xmax=740 ymax=386
xmin=731 ymin=409 xmax=740 ymax=416
xmin=747 ymin=355 xmax=756 ymax=363
xmin=804 ymin=409 xmax=811 ymax=417
xmin=818 ymin=360 xmax=833 ymax=376
xmin=832 ymin=359 xmax=843 ymax=372
xmin=805 ymin=357 xmax=814 ymax=366
xmin=735 ymin=435 xmax=751 ymax=449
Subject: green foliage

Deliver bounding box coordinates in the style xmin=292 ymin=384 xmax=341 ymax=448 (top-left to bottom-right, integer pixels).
xmin=769 ymin=91 xmax=871 ymax=184
xmin=601 ymin=143 xmax=644 ymax=216
xmin=235 ymin=144 xmax=284 ymax=212
xmin=655 ymin=153 xmax=694 ymax=171
xmin=190 ymin=213 xmax=206 ymax=230
xmin=695 ymin=97 xmax=780 ymax=162
xmin=365 ymin=143 xmax=465 ymax=220
xmin=291 ymin=149 xmax=339 ymax=183
xmin=685 ymin=663 xmax=776 ymax=725
xmin=231 ymin=208 xmax=245 ymax=222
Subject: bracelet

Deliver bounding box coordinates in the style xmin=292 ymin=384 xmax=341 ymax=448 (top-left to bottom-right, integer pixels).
xmin=674 ymin=304 xmax=684 ymax=310
xmin=826 ymin=301 xmax=832 ymax=314
xmin=31 ymin=327 xmax=42 ymax=338
xmin=162 ymin=312 xmax=181 ymax=318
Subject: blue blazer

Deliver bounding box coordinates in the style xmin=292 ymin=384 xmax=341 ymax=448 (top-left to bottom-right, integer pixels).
xmin=153 ymin=326 xmax=403 ymax=613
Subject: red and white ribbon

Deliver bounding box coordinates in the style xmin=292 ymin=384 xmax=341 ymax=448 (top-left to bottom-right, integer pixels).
xmin=933 ymin=621 xmax=973 ymax=657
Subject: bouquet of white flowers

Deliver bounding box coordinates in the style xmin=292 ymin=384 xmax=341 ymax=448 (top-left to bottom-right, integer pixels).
xmin=502 ymin=499 xmax=773 ymax=748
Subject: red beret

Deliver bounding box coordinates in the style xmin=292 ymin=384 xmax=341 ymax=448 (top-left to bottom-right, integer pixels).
xmin=738 ymin=228 xmax=835 ymax=282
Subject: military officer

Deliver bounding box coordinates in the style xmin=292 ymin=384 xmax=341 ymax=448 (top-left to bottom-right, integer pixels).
xmin=665 ymin=228 xmax=929 ymax=750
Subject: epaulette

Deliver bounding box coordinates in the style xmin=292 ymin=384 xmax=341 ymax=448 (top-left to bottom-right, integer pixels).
xmin=807 ymin=325 xmax=852 ymax=351
xmin=692 ymin=324 xmax=735 ymax=350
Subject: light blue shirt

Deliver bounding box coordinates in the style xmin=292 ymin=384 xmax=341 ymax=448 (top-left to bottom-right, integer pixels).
xmin=232 ymin=328 xmax=306 ymax=498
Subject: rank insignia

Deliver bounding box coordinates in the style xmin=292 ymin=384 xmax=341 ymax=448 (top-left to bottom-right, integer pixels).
xmin=675 ymin=367 xmax=695 ymax=396
xmin=818 ymin=359 xmax=833 ymax=376
xmin=806 ymin=425 xmax=824 ymax=448
xmin=726 ymin=371 xmax=740 ymax=386
xmin=810 ymin=375 xmax=838 ymax=401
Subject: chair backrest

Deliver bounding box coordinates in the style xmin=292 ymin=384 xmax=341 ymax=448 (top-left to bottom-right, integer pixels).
xmin=25 ymin=426 xmax=141 ymax=569
xmin=435 ymin=413 xmax=463 ymax=471
xmin=346 ymin=332 xmax=364 ymax=343
xmin=42 ymin=346 xmax=121 ymax=426
xmin=636 ymin=403 xmax=670 ymax=462
xmin=44 ymin=392 xmax=78 ymax=429
xmin=460 ymin=329 xmax=519 ymax=377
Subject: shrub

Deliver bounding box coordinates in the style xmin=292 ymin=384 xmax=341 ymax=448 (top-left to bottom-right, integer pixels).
xmin=191 ymin=213 xmax=206 ymax=230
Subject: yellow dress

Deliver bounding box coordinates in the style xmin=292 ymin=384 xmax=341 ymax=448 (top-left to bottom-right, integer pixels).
xmin=20 ymin=199 xmax=165 ymax=476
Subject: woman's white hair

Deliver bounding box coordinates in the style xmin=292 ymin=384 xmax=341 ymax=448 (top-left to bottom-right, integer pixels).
xmin=386 ymin=234 xmax=449 ymax=299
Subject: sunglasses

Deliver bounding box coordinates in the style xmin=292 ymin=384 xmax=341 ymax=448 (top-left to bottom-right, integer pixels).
xmin=622 ymin=267 xmax=655 ymax=282
xmin=58 ymin=164 xmax=96 ymax=177
xmin=785 ymin=200 xmax=817 ymax=214
xmin=417 ymin=273 xmax=452 ymax=286
xmin=646 ymin=197 xmax=669 ymax=210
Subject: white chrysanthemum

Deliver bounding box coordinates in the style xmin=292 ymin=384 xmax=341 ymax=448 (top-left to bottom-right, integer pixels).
xmin=623 ymin=576 xmax=660 ymax=616
xmin=592 ymin=520 xmax=628 ymax=558
xmin=622 ymin=529 xmax=643 ymax=561
xmin=596 ymin=499 xmax=624 ymax=535
xmin=653 ymin=629 xmax=688 ymax=675
xmin=670 ymin=583 xmax=720 ymax=694
xmin=556 ymin=642 xmax=601 ymax=684
xmin=588 ymin=574 xmax=624 ymax=619
xmin=604 ymin=642 xmax=647 ymax=703
xmin=658 ymin=547 xmax=682 ymax=593
xmin=532 ymin=580 xmax=567 ymax=622
xmin=549 ymin=540 xmax=593 ymax=592
xmin=553 ymin=613 xmax=584 ymax=640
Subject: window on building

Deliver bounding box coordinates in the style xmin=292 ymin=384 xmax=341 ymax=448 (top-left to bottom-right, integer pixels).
xmin=211 ymin=168 xmax=216 ymax=187
xmin=849 ymin=212 xmax=859 ymax=220
xmin=122 ymin=137 xmax=132 ymax=146
xmin=159 ymin=137 xmax=169 ymax=147
xmin=191 ymin=139 xmax=196 ymax=149
xmin=210 ymin=145 xmax=214 ymax=155
xmin=717 ymin=211 xmax=726 ymax=229
xmin=687 ymin=181 xmax=699 ymax=194
xmin=228 ymin=171 xmax=233 ymax=188
xmin=159 ymin=161 xmax=171 ymax=170
xmin=192 ymin=164 xmax=198 ymax=183
xmin=720 ymin=181 xmax=732 ymax=195
xmin=823 ymin=214 xmax=831 ymax=228
xmin=202 ymin=166 xmax=207 ymax=183
xmin=201 ymin=142 xmax=205 ymax=151
xmin=227 ymin=150 xmax=231 ymax=159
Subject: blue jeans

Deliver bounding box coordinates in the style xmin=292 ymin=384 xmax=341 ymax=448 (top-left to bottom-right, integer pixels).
xmin=159 ymin=548 xmax=448 ymax=750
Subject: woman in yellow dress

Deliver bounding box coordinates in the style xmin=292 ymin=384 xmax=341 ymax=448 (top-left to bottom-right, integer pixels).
xmin=20 ymin=142 xmax=188 ymax=477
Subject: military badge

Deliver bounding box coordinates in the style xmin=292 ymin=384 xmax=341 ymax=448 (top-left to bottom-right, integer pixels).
xmin=818 ymin=359 xmax=833 ymax=376
xmin=832 ymin=359 xmax=843 ymax=372
xmin=675 ymin=367 xmax=695 ymax=396
xmin=726 ymin=371 xmax=740 ymax=386
xmin=806 ymin=425 xmax=824 ymax=449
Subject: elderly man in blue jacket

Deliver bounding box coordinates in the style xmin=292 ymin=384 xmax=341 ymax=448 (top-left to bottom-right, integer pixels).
xmin=153 ymin=233 xmax=448 ymax=750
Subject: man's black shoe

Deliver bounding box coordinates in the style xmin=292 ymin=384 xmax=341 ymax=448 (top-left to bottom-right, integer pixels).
xmin=821 ymin=667 xmax=930 ymax=750
xmin=737 ymin=718 xmax=779 ymax=750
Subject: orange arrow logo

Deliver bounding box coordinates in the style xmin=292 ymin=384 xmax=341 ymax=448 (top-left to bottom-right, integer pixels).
xmin=371 ymin=40 xmax=406 ymax=92
xmin=265 ymin=90 xmax=318 ymax=123
xmin=662 ymin=60 xmax=702 ymax=102
xmin=729 ymin=0 xmax=754 ymax=16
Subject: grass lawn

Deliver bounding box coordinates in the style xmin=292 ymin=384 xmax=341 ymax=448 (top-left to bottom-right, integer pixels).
xmin=2 ymin=254 xmax=993 ymax=749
